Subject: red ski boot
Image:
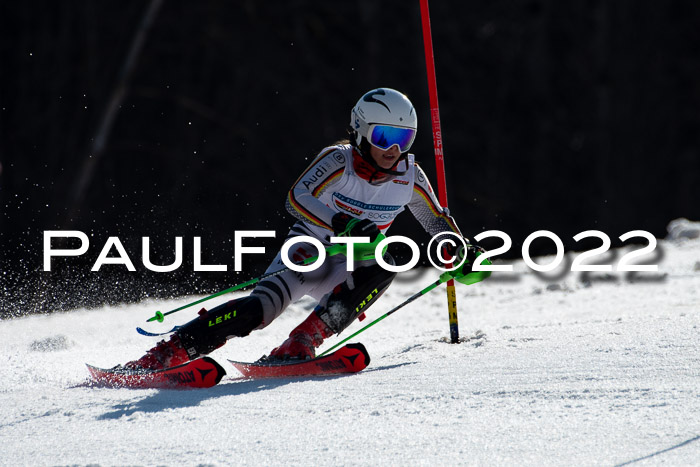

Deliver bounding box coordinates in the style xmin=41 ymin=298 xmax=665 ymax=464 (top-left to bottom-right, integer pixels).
xmin=124 ymin=334 xmax=190 ymax=371
xmin=269 ymin=311 xmax=333 ymax=361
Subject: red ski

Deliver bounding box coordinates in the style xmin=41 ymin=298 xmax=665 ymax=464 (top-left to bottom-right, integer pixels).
xmin=86 ymin=356 xmax=226 ymax=389
xmin=229 ymin=343 xmax=370 ymax=379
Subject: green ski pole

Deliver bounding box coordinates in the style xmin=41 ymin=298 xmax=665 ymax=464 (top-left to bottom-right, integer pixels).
xmin=318 ymin=271 xmax=453 ymax=357
xmin=146 ymin=234 xmax=386 ymax=323
xmin=147 ymin=265 xmax=308 ymax=323
xmin=317 ymin=251 xmax=491 ymax=357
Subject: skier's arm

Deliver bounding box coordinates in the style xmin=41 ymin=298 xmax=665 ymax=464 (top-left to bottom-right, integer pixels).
xmin=286 ymin=147 xmax=346 ymax=231
xmin=407 ymin=163 xmax=463 ymax=238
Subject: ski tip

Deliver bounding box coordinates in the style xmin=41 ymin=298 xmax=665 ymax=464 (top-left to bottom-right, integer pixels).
xmin=135 ymin=327 xmax=157 ymax=336
xmin=135 ymin=325 xmax=181 ymax=337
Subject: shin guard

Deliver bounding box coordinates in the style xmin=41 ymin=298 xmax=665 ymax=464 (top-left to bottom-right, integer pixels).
xmin=177 ymin=296 xmax=264 ymax=359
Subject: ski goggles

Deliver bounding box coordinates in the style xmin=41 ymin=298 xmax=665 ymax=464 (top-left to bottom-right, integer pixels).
xmin=367 ymin=124 xmax=417 ymax=153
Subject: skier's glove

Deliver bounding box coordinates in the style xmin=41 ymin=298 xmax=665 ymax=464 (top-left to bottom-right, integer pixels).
xmin=449 ymin=244 xmax=491 ymax=285
xmin=440 ymin=236 xmax=469 ymax=263
xmin=331 ymin=213 xmax=380 ymax=242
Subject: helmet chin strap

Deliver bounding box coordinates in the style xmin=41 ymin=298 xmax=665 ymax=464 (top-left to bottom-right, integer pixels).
xmin=351 ymin=147 xmax=408 ymax=186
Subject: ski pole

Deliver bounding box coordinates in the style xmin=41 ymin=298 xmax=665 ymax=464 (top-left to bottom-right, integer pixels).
xmin=145 ymin=234 xmax=387 ymax=323
xmin=317 ymin=270 xmax=454 ymax=357
xmin=318 ymin=252 xmax=492 ymax=357
xmin=146 ymin=263 xmax=313 ymax=323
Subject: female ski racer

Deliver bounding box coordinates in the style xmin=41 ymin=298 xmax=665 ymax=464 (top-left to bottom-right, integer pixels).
xmin=125 ymin=88 xmax=483 ymax=370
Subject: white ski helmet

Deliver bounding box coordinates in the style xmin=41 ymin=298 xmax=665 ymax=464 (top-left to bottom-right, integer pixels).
xmin=350 ymin=88 xmax=418 ymax=154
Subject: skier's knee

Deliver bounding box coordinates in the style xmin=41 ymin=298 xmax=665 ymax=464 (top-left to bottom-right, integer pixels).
xmin=251 ymin=279 xmax=291 ymax=326
xmin=317 ymin=254 xmax=397 ymax=335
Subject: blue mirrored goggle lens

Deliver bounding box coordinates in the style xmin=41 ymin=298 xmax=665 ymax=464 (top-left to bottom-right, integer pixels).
xmin=369 ymin=125 xmax=416 ymax=152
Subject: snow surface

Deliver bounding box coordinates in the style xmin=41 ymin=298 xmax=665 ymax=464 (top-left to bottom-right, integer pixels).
xmin=1 ymin=222 xmax=699 ymax=466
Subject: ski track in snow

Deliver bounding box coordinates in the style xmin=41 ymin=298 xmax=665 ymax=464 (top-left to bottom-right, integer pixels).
xmin=1 ymin=233 xmax=699 ymax=466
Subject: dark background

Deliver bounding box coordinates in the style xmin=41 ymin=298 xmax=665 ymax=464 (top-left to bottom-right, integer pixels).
xmin=1 ymin=0 xmax=698 ymax=318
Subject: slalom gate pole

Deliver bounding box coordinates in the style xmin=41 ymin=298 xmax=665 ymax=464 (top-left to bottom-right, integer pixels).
xmin=145 ymin=234 xmax=386 ymax=323
xmin=318 ymin=272 xmax=453 ymax=358
xmin=420 ymin=0 xmax=461 ymax=343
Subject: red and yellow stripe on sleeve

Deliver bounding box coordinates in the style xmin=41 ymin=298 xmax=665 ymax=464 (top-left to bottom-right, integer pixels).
xmin=412 ymin=184 xmax=460 ymax=234
xmin=287 ymin=192 xmax=330 ymax=229
xmin=311 ymin=168 xmax=343 ymax=197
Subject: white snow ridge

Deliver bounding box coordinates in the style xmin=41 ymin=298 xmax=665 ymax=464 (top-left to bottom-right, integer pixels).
xmin=1 ymin=220 xmax=698 ymax=466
